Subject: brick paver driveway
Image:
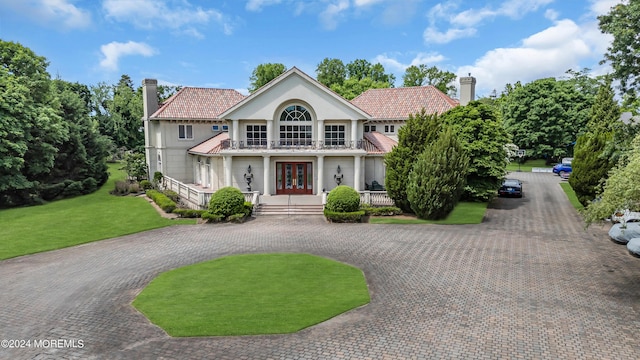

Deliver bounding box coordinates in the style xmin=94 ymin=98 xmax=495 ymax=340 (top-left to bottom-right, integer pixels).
xmin=2 ymin=173 xmax=639 ymax=359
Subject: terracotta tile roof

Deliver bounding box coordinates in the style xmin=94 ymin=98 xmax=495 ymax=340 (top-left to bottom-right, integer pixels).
xmin=351 ymin=86 xmax=458 ymax=120
xmin=363 ymin=131 xmax=397 ymax=154
xmin=152 ymin=88 xmax=246 ymax=120
xmin=188 ymin=132 xmax=229 ymax=155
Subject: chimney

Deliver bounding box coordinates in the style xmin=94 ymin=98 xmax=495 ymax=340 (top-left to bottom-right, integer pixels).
xmin=142 ymin=78 xmax=158 ymax=119
xmin=459 ymin=75 xmax=476 ymax=106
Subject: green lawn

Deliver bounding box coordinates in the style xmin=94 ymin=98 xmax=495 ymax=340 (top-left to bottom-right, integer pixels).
xmin=133 ymin=253 xmax=371 ymax=336
xmin=369 ymin=201 xmax=488 ymax=225
xmin=506 ymin=159 xmax=552 ymax=172
xmin=560 ymin=182 xmax=584 ymax=210
xmin=0 ymin=163 xmax=195 ymax=260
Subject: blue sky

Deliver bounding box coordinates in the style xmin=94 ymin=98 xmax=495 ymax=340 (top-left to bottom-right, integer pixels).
xmin=0 ymin=0 xmax=622 ymax=97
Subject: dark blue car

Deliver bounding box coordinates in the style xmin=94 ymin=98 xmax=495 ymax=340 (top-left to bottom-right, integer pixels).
xmin=498 ymin=179 xmax=523 ymax=198
xmin=552 ymin=162 xmax=572 ymax=176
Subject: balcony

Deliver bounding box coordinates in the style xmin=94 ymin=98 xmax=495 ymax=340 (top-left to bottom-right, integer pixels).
xmin=221 ymin=140 xmax=364 ymax=150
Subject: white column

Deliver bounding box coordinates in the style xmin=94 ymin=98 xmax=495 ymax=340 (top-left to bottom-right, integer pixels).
xmin=351 ymin=119 xmax=358 ymax=147
xmin=317 ymin=155 xmax=325 ymax=194
xmin=232 ymin=119 xmax=240 ymax=146
xmin=317 ymin=119 xmax=324 ymax=148
xmin=266 ymin=120 xmax=273 ymax=149
xmin=224 ymin=156 xmax=233 ymax=187
xmin=263 ymin=156 xmax=271 ymax=195
xmin=353 ymin=155 xmax=361 ymax=191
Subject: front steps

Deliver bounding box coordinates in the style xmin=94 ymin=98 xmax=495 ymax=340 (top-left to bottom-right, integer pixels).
xmin=254 ymin=204 xmax=324 ymax=216
xmin=254 ymin=195 xmax=324 ymax=216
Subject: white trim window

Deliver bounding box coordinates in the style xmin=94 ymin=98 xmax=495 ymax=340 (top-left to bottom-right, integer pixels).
xmin=384 ymin=125 xmax=395 ymax=133
xmin=364 ymin=125 xmax=377 ymax=132
xmin=246 ymin=125 xmax=267 ymax=146
xmin=324 ymin=125 xmax=345 ymax=146
xmin=178 ymin=124 xmax=193 ymax=140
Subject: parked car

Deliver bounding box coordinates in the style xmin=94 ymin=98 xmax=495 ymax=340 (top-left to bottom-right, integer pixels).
xmin=498 ymin=179 xmax=523 ymax=198
xmin=552 ymin=159 xmax=572 ymax=177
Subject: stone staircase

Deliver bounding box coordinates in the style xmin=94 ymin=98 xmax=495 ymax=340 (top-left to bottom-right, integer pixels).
xmin=254 ymin=195 xmax=324 ymax=216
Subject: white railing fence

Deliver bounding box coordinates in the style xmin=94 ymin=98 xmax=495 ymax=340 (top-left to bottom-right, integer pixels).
xmin=160 ymin=175 xmax=259 ymax=210
xmin=360 ymin=191 xmax=395 ymax=206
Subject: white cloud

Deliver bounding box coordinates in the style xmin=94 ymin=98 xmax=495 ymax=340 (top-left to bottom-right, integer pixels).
xmin=455 ymin=18 xmax=612 ymax=96
xmin=99 ymin=41 xmax=157 ymax=71
xmin=102 ymin=0 xmax=234 ymax=36
xmin=354 ymin=0 xmax=385 ymax=7
xmin=0 ymin=0 xmax=91 ymax=29
xmin=423 ymin=26 xmax=477 ymax=44
xmin=588 ymin=0 xmax=623 ymax=17
xmin=319 ymin=0 xmax=350 ymax=30
xmin=427 ymin=0 xmax=555 ymax=44
xmin=246 ymin=0 xmax=282 ymax=12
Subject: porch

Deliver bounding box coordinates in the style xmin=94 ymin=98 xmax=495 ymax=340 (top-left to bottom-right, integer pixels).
xmin=159 ymin=175 xmax=394 ymax=214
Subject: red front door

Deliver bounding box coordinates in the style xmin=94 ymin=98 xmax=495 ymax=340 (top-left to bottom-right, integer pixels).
xmin=276 ymin=162 xmax=313 ymax=195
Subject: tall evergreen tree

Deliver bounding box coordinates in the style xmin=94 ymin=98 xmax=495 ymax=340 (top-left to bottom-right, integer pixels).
xmin=407 ymin=127 xmax=469 ymax=220
xmin=570 ymin=79 xmax=621 ymax=206
xmin=384 ymin=109 xmax=441 ymax=212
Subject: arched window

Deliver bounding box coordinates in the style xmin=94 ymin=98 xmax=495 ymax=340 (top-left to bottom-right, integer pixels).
xmin=279 ymin=105 xmax=313 ymax=146
xmin=280 ymin=105 xmax=312 ymax=122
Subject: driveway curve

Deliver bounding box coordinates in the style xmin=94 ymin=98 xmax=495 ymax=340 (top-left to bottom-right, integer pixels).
xmin=1 ymin=172 xmax=639 ymax=359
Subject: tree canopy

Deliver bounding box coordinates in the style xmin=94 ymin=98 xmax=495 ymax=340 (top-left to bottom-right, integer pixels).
xmin=315 ymin=58 xmax=395 ymax=99
xmin=440 ymin=101 xmax=510 ymax=201
xmin=0 ymin=40 xmax=109 ymax=207
xmin=248 ymin=63 xmax=287 ymax=93
xmin=402 ymin=65 xmax=457 ymax=96
xmin=598 ymin=0 xmax=640 ymax=94
xmin=500 ymin=77 xmax=593 ymax=162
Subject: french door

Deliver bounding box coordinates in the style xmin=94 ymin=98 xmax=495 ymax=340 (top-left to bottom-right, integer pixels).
xmin=276 ymin=162 xmax=313 ymax=195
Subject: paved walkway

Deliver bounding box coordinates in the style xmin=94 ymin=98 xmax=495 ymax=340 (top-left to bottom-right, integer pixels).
xmin=1 ymin=173 xmax=639 ymax=359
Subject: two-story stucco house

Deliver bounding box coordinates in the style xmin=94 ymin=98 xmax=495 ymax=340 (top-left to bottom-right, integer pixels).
xmin=142 ymin=67 xmax=475 ymax=208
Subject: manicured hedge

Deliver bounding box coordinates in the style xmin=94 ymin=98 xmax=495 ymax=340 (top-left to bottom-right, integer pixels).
xmin=208 ymin=187 xmax=245 ymax=218
xmin=324 ymin=209 xmax=366 ymax=223
xmin=172 ymin=209 xmax=206 ymax=218
xmin=146 ymin=190 xmax=177 ymax=213
xmin=361 ymin=205 xmax=402 ymax=216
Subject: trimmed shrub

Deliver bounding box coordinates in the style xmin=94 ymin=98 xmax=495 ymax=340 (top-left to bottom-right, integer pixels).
xmin=326 ymin=185 xmax=360 ymax=213
xmin=140 ymin=180 xmax=153 ymax=190
xmin=244 ymin=201 xmax=254 ymax=217
xmin=324 ymin=209 xmax=366 ymax=223
xmin=201 ymin=211 xmax=224 ymax=223
xmin=361 ymin=205 xmax=402 ymax=216
xmin=228 ymin=213 xmax=247 ymax=223
xmin=163 ymin=190 xmax=179 ymax=203
xmin=146 ymin=189 xmax=177 ymax=213
xmin=208 ymin=187 xmax=245 ymax=218
xmin=172 ymin=208 xmax=206 ymax=218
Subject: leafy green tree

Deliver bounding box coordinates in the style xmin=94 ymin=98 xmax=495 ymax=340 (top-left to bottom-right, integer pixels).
xmin=407 ymin=127 xmax=469 ymax=220
xmin=598 ymin=0 xmax=640 ymax=94
xmin=440 ymin=101 xmax=510 ymax=201
xmin=316 ymin=58 xmax=346 ymax=88
xmin=49 ymin=80 xmax=109 ymax=186
xmin=500 ymin=77 xmax=593 ymax=162
xmin=248 ymin=63 xmax=287 ymax=93
xmin=583 ymin=132 xmax=640 ymax=226
xmin=122 ymin=152 xmax=147 ymax=181
xmin=330 ymin=77 xmax=391 ymax=100
xmin=106 ymin=75 xmax=144 ymax=151
xmin=385 ymin=109 xmax=441 ymax=212
xmin=402 ymin=65 xmax=457 ymax=95
xmin=0 ymin=40 xmax=69 ymax=206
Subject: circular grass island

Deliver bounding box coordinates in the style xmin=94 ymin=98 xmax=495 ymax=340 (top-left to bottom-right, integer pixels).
xmin=133 ymin=253 xmax=370 ymax=336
